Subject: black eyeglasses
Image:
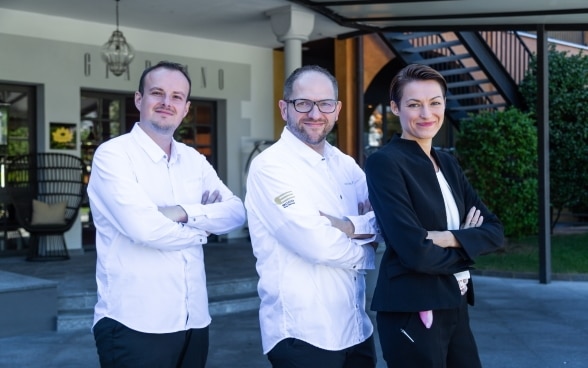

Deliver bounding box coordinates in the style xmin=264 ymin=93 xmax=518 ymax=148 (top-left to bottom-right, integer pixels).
xmin=286 ymin=99 xmax=338 ymax=113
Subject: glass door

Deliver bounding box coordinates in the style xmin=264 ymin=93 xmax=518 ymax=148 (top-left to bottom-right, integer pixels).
xmin=0 ymin=84 xmax=36 ymax=256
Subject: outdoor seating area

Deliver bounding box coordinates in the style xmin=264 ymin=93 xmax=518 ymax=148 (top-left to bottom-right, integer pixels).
xmin=1 ymin=153 xmax=86 ymax=261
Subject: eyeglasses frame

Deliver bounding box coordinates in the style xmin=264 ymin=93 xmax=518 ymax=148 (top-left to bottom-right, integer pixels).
xmin=285 ymin=99 xmax=339 ymax=114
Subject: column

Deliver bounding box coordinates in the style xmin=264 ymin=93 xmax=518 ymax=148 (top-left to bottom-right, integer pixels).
xmin=266 ymin=5 xmax=315 ymax=78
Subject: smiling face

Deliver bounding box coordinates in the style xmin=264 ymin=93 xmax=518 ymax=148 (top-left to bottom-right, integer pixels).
xmin=135 ymin=67 xmax=191 ymax=136
xmin=279 ymin=70 xmax=341 ymax=154
xmin=391 ymin=79 xmax=446 ymax=144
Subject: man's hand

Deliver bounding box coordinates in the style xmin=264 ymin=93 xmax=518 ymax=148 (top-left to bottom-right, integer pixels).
xmin=157 ymin=190 xmax=222 ymax=225
xmin=320 ymin=211 xmax=355 ymax=238
xmin=202 ymin=190 xmax=222 ymax=205
xmin=358 ymin=200 xmax=378 ymax=248
xmin=158 ymin=205 xmax=188 ymax=223
xmin=200 ymin=190 xmax=222 ymax=236
xmin=358 ymin=199 xmax=372 ymax=216
xmin=320 ymin=210 xmax=373 ymax=239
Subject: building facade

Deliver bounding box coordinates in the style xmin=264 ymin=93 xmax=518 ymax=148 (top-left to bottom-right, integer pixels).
xmin=0 ymin=8 xmax=276 ymax=253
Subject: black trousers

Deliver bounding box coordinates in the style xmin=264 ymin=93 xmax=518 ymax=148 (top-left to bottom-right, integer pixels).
xmin=267 ymin=335 xmax=377 ymax=368
xmin=93 ymin=317 xmax=209 ymax=368
xmin=376 ymin=297 xmax=482 ymax=368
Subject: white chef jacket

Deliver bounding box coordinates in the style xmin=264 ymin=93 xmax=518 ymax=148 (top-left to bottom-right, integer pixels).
xmin=89 ymin=123 xmax=246 ymax=333
xmin=245 ymin=127 xmax=378 ymax=353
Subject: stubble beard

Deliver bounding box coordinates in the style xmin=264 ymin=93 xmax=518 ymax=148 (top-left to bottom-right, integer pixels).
xmin=148 ymin=116 xmax=179 ymax=135
xmin=287 ymin=118 xmax=330 ymax=146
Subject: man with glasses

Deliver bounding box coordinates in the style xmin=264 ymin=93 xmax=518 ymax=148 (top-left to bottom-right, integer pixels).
xmin=245 ymin=65 xmax=380 ymax=367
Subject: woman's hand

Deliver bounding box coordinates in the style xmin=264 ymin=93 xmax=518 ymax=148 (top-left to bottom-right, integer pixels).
xmin=461 ymin=206 xmax=483 ymax=229
xmin=457 ymin=278 xmax=469 ymax=295
xmin=427 ymin=206 xmax=484 ymax=248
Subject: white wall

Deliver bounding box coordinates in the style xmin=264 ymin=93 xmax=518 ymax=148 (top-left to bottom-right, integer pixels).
xmin=0 ymin=8 xmax=275 ymax=246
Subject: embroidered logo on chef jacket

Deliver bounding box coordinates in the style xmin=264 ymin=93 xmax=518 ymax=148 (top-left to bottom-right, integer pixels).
xmin=274 ymin=191 xmax=295 ymax=208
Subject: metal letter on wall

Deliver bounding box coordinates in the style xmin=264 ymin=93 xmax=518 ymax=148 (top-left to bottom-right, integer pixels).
xmin=84 ymin=53 xmax=91 ymax=76
xmin=218 ymin=69 xmax=224 ymax=90
xmin=201 ymin=67 xmax=207 ymax=88
xmin=0 ymin=103 xmax=9 ymax=146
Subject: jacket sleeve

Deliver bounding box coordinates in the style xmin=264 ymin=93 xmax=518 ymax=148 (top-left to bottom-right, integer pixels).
xmin=365 ymin=149 xmax=473 ymax=277
xmin=245 ymin=156 xmax=375 ymax=270
xmin=441 ymin=153 xmax=505 ymax=260
xmin=180 ymin=157 xmax=246 ymax=235
xmin=88 ymin=143 xmax=208 ymax=251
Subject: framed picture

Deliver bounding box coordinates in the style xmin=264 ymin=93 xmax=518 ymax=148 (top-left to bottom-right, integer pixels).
xmin=50 ymin=122 xmax=77 ymax=150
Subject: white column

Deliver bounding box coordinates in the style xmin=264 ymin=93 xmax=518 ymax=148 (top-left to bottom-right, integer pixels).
xmin=266 ymin=5 xmax=315 ymax=78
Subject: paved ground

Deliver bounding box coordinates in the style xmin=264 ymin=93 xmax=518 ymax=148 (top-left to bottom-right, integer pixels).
xmin=1 ymin=239 xmax=588 ymax=367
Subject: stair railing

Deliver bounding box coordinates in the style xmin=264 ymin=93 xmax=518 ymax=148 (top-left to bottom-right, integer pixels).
xmin=478 ymin=31 xmax=532 ymax=85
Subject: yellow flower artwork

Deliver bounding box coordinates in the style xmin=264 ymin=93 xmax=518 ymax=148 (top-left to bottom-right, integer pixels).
xmin=52 ymin=127 xmax=73 ymax=143
xmin=50 ymin=123 xmax=77 ymax=150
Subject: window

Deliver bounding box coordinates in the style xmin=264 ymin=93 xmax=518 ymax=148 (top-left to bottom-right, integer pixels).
xmin=175 ymin=100 xmax=217 ymax=168
xmin=80 ymin=92 xmax=126 ymax=174
xmin=79 ymin=91 xmax=219 ymax=247
xmin=0 ymin=84 xmax=36 ymax=157
xmin=81 ymin=91 xmax=218 ymax=171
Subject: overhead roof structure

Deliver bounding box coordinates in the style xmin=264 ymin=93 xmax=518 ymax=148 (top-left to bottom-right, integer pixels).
xmin=1 ymin=0 xmax=587 ymax=48
xmin=290 ymin=0 xmax=588 ymax=33
xmin=3 ymin=0 xmax=583 ymax=284
xmin=287 ymin=0 xmax=581 ymax=286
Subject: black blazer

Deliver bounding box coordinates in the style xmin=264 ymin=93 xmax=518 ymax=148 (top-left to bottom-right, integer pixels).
xmin=365 ymin=135 xmax=504 ymax=312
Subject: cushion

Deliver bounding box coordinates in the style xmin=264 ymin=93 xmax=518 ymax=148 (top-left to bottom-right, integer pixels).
xmin=31 ymin=199 xmax=67 ymax=225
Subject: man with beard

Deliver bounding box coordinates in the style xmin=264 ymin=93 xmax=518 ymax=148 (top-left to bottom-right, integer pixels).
xmin=245 ymin=65 xmax=380 ymax=368
xmin=88 ymin=61 xmax=246 ymax=368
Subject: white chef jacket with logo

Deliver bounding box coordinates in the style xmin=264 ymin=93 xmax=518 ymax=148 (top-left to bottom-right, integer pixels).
xmin=245 ymin=127 xmax=378 ymax=353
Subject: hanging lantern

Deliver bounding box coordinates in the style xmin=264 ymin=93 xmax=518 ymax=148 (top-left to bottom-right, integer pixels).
xmin=100 ymin=0 xmax=134 ymax=77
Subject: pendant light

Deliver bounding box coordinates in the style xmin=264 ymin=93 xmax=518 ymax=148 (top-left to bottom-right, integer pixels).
xmin=100 ymin=0 xmax=134 ymax=77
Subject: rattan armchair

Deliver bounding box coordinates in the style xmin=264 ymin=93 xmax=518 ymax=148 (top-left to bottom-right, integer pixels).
xmin=7 ymin=153 xmax=86 ymax=261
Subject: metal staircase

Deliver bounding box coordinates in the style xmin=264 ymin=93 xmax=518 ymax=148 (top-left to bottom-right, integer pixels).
xmin=381 ymin=31 xmax=531 ymax=128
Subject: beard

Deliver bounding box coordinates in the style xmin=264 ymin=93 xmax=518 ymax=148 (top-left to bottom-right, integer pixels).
xmin=286 ymin=117 xmax=332 ymax=146
xmin=146 ymin=111 xmax=181 ymax=135
xmin=149 ymin=119 xmax=177 ymax=134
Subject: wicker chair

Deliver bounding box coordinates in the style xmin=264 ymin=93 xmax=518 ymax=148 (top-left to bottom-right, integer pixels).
xmin=7 ymin=153 xmax=86 ymax=261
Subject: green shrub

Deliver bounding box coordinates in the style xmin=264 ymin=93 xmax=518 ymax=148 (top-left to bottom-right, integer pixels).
xmin=455 ymin=107 xmax=538 ymax=238
xmin=519 ymin=47 xmax=588 ymax=228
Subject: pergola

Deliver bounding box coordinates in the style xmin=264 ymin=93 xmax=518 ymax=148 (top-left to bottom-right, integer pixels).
xmin=288 ymin=0 xmax=588 ymax=284
xmin=4 ymin=0 xmax=588 ymax=282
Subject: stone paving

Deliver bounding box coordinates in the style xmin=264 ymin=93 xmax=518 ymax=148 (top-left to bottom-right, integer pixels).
xmin=1 ymin=236 xmax=588 ymax=367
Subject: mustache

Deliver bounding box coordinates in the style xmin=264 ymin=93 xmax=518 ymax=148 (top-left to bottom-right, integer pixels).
xmin=301 ymin=117 xmax=327 ymax=124
xmin=155 ymin=105 xmax=175 ymax=113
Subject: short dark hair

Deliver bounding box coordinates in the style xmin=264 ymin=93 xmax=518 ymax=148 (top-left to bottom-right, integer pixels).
xmin=389 ymin=64 xmax=447 ymax=107
xmin=283 ymin=65 xmax=338 ymax=100
xmin=138 ymin=61 xmax=192 ymax=97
